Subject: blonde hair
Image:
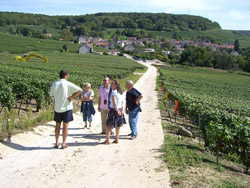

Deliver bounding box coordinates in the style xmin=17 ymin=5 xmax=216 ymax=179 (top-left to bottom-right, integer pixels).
xmin=84 ymin=83 xmax=91 ymax=88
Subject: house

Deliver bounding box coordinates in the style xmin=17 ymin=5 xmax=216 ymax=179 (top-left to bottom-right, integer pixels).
xmin=145 ymin=48 xmax=155 ymax=53
xmin=230 ymin=51 xmax=239 ymax=56
xmin=107 ymin=49 xmax=120 ymax=56
xmin=95 ymin=42 xmax=109 ymax=48
xmin=43 ymin=33 xmax=52 ymax=37
xmin=139 ymin=38 xmax=153 ymax=43
xmin=78 ymin=35 xmax=85 ymax=44
xmin=124 ymin=45 xmax=135 ymax=52
xmin=162 ymin=50 xmax=171 ymax=55
xmin=127 ymin=37 xmax=137 ymax=41
xmin=154 ymin=39 xmax=161 ymax=44
xmin=122 ymin=40 xmax=133 ymax=46
xmin=116 ymin=41 xmax=125 ymax=47
xmin=134 ymin=41 xmax=145 ymax=47
xmin=78 ymin=43 xmax=93 ymax=54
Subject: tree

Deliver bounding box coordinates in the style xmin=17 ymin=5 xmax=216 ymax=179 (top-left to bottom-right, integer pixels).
xmin=60 ymin=29 xmax=73 ymax=41
xmin=234 ymin=39 xmax=240 ymax=51
xmin=62 ymin=44 xmax=67 ymax=52
xmin=43 ymin=28 xmax=47 ymax=34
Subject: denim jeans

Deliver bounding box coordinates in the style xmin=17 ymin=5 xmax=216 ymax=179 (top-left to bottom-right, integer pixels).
xmin=82 ymin=103 xmax=92 ymax=122
xmin=128 ymin=107 xmax=140 ymax=136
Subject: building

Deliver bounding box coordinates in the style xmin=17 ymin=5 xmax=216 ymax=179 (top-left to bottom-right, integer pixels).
xmin=145 ymin=48 xmax=155 ymax=53
xmin=124 ymin=45 xmax=135 ymax=52
xmin=43 ymin=33 xmax=52 ymax=37
xmin=107 ymin=49 xmax=120 ymax=56
xmin=162 ymin=50 xmax=171 ymax=55
xmin=78 ymin=44 xmax=93 ymax=54
xmin=127 ymin=37 xmax=137 ymax=41
xmin=230 ymin=51 xmax=239 ymax=56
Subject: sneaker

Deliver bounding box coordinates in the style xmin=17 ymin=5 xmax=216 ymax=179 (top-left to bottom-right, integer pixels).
xmin=84 ymin=125 xmax=87 ymax=129
xmin=127 ymin=133 xmax=132 ymax=136
xmin=100 ymin=132 xmax=106 ymax=135
xmin=130 ymin=135 xmax=137 ymax=140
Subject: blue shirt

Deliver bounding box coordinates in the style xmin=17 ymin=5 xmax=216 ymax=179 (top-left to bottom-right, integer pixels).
xmin=109 ymin=90 xmax=123 ymax=109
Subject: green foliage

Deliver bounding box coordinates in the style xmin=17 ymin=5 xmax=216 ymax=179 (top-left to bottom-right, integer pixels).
xmin=159 ymin=66 xmax=250 ymax=172
xmin=0 ymin=12 xmax=221 ymax=32
xmin=234 ymin=39 xmax=240 ymax=51
xmin=0 ymin=33 xmax=145 ymax=112
xmin=60 ymin=29 xmax=73 ymax=41
xmin=161 ymin=134 xmax=202 ymax=169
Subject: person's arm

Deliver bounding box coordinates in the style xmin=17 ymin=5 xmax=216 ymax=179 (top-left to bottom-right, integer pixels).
xmin=112 ymin=95 xmax=122 ymax=116
xmin=98 ymin=96 xmax=101 ymax=112
xmin=125 ymin=103 xmax=128 ymax=114
xmin=98 ymin=88 xmax=101 ymax=111
xmin=68 ymin=90 xmax=83 ymax=102
xmin=135 ymin=95 xmax=143 ymax=105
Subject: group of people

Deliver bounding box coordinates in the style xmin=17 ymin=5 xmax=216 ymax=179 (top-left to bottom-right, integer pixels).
xmin=50 ymin=70 xmax=143 ymax=149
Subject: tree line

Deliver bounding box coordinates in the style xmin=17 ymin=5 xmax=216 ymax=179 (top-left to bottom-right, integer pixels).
xmin=170 ymin=45 xmax=250 ymax=72
xmin=0 ymin=12 xmax=221 ymax=33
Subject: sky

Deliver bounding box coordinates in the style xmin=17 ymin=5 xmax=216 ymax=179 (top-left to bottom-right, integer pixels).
xmin=1 ymin=0 xmax=250 ymax=30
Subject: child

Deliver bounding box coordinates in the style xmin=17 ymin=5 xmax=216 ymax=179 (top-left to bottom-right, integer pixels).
xmin=81 ymin=83 xmax=95 ymax=128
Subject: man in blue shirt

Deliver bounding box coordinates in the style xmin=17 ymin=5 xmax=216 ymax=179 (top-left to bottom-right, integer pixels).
xmin=125 ymin=80 xmax=143 ymax=140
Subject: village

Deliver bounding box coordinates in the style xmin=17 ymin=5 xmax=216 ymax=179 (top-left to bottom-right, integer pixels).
xmin=73 ymin=35 xmax=240 ymax=57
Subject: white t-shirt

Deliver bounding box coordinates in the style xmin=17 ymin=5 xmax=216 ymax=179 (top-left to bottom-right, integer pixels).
xmin=109 ymin=90 xmax=123 ymax=109
xmin=81 ymin=89 xmax=94 ymax=99
xmin=50 ymin=79 xmax=81 ymax=113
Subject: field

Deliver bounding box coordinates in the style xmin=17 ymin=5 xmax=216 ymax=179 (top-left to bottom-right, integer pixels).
xmin=0 ymin=32 xmax=145 ymax=111
xmin=0 ymin=25 xmax=61 ymax=37
xmin=158 ymin=66 xmax=250 ymax=173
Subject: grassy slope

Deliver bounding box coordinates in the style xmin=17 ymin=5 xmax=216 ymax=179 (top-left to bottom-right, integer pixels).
xmin=0 ymin=25 xmax=60 ymax=37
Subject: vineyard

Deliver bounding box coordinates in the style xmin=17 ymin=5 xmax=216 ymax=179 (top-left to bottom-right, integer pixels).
xmin=158 ymin=66 xmax=250 ymax=173
xmin=0 ymin=33 xmax=145 ymax=112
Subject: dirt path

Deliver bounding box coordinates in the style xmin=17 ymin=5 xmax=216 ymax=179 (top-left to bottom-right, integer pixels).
xmin=0 ymin=62 xmax=170 ymax=188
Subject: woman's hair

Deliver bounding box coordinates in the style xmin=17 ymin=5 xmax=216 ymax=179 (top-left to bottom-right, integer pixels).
xmin=84 ymin=83 xmax=91 ymax=88
xmin=112 ymin=80 xmax=123 ymax=94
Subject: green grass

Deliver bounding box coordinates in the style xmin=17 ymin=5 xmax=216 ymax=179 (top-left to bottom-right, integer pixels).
xmin=0 ymin=32 xmax=79 ymax=53
xmin=0 ymin=25 xmax=61 ymax=37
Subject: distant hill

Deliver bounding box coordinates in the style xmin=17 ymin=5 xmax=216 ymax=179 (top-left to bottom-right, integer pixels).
xmin=0 ymin=12 xmax=221 ymax=32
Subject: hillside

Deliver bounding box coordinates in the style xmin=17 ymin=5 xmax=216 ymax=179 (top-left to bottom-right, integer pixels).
xmin=0 ymin=12 xmax=221 ymax=32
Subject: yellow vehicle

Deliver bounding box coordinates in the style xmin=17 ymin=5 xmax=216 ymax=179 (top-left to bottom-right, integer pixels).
xmin=15 ymin=54 xmax=48 ymax=63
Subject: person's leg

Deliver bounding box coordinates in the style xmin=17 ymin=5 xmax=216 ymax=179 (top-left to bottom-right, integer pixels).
xmin=87 ymin=108 xmax=92 ymax=127
xmin=82 ymin=107 xmax=88 ymax=128
xmin=114 ymin=127 xmax=120 ymax=143
xmin=62 ymin=122 xmax=68 ymax=147
xmin=101 ymin=109 xmax=107 ymax=133
xmin=130 ymin=108 xmax=139 ymax=136
xmin=128 ymin=111 xmax=133 ymax=133
xmin=104 ymin=126 xmax=111 ymax=144
xmin=55 ymin=122 xmax=61 ymax=146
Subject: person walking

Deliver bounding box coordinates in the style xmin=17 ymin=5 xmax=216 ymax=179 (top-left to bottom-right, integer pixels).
xmin=98 ymin=77 xmax=112 ymax=134
xmin=102 ymin=80 xmax=126 ymax=144
xmin=125 ymin=80 xmax=143 ymax=140
xmin=50 ymin=70 xmax=82 ymax=149
xmin=81 ymin=83 xmax=95 ymax=129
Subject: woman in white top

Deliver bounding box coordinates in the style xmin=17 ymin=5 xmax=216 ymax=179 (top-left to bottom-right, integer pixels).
xmin=103 ymin=80 xmax=126 ymax=144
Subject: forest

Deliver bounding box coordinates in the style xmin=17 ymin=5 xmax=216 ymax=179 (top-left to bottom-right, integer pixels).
xmin=0 ymin=12 xmax=221 ymax=32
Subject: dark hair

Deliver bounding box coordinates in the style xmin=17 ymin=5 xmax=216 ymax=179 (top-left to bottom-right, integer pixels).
xmin=59 ymin=70 xmax=69 ymax=79
xmin=112 ymin=80 xmax=123 ymax=94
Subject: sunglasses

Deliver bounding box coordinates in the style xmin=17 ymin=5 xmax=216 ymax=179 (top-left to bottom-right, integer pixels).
xmin=103 ymin=80 xmax=107 ymax=81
